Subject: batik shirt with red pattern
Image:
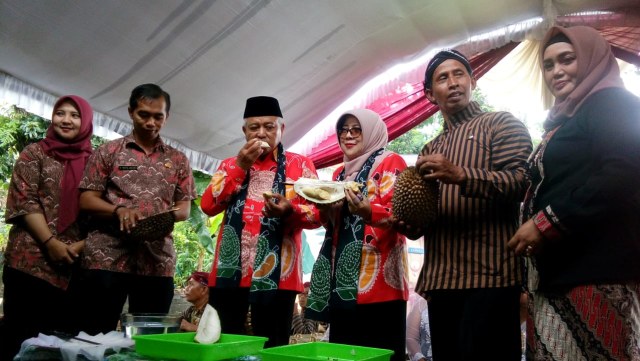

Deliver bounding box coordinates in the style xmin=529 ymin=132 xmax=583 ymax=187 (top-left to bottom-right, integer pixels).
xmin=79 ymin=134 xmax=196 ymax=276
xmin=201 ymin=149 xmax=320 ymax=293
xmin=4 ymin=143 xmax=84 ymax=289
xmin=330 ymin=153 xmax=408 ymax=304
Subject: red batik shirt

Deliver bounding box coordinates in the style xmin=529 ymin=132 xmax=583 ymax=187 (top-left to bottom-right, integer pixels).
xmin=4 ymin=143 xmax=84 ymax=289
xmin=330 ymin=153 xmax=409 ymax=304
xmin=201 ymin=149 xmax=321 ymax=293
xmin=79 ymin=134 xmax=196 ymax=277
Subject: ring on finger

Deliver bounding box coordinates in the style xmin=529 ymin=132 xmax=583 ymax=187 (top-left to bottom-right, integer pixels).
xmin=123 ymin=216 xmax=129 ymax=221
xmin=525 ymin=245 xmax=533 ymax=256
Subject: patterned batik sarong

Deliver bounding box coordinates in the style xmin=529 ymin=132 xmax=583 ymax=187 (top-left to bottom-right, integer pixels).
xmin=527 ymin=281 xmax=640 ymax=360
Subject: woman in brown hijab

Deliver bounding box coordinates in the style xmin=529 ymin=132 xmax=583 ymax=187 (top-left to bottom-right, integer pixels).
xmin=508 ymin=26 xmax=640 ymax=360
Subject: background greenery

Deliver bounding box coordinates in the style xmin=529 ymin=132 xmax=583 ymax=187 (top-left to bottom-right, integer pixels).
xmin=387 ymin=88 xmax=496 ymax=154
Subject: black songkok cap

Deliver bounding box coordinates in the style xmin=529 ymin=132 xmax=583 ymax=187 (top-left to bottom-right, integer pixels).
xmin=424 ymin=49 xmax=473 ymax=90
xmin=243 ymin=96 xmax=283 ymax=118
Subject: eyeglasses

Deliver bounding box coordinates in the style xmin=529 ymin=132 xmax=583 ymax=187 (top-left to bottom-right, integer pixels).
xmin=338 ymin=127 xmax=362 ymax=137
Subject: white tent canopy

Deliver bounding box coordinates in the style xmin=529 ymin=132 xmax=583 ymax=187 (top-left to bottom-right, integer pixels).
xmin=0 ymin=0 xmax=636 ymax=172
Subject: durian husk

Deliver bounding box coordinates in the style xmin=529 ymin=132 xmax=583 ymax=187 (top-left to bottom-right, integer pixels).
xmin=392 ymin=166 xmax=438 ymax=229
xmin=125 ymin=209 xmax=176 ymax=241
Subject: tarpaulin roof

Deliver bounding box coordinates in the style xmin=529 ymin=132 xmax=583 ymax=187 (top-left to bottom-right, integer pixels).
xmin=1 ymin=0 xmax=638 ymax=172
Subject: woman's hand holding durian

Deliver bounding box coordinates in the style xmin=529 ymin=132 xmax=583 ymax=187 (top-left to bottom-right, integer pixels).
xmin=344 ymin=188 xmax=371 ymax=222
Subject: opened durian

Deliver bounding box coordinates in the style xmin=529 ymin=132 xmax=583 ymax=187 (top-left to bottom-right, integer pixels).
xmin=293 ymin=178 xmax=358 ymax=204
xmin=392 ymin=166 xmax=438 ymax=230
xmin=195 ymin=304 xmax=221 ymax=344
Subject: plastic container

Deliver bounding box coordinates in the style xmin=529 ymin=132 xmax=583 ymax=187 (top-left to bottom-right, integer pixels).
xmin=133 ymin=332 xmax=268 ymax=361
xmin=121 ymin=313 xmax=181 ymax=338
xmin=259 ymin=342 xmax=394 ymax=361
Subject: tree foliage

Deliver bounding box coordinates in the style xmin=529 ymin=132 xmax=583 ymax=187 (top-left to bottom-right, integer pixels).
xmin=387 ymin=87 xmax=495 ymax=154
xmin=0 ymin=106 xmax=48 ymax=185
xmin=387 ymin=112 xmax=443 ymax=155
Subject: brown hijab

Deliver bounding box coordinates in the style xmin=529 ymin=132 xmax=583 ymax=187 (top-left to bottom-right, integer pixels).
xmin=336 ymin=108 xmax=389 ymax=180
xmin=40 ymin=95 xmax=93 ymax=233
xmin=541 ymin=25 xmax=624 ymax=130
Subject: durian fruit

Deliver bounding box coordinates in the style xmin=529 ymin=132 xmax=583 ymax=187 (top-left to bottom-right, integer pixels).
xmin=195 ymin=304 xmax=221 ymax=344
xmin=126 ymin=210 xmax=175 ymax=241
xmin=258 ymin=141 xmax=270 ymax=149
xmin=391 ymin=166 xmax=438 ymax=230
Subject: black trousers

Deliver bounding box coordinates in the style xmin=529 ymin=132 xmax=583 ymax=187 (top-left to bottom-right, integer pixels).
xmin=427 ymin=287 xmax=522 ymax=361
xmin=0 ymin=266 xmax=80 ymax=361
xmin=208 ymin=287 xmax=296 ymax=348
xmin=75 ymin=269 xmax=174 ymax=335
xmin=329 ymin=300 xmax=407 ymax=361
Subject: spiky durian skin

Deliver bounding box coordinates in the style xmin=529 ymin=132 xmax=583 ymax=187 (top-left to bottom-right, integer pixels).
xmin=127 ymin=211 xmax=174 ymax=241
xmin=391 ymin=166 xmax=438 ymax=229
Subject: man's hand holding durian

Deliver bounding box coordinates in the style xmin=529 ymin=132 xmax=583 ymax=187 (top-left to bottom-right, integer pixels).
xmin=236 ymin=138 xmax=271 ymax=171
xmin=416 ymin=153 xmax=466 ymax=185
xmin=262 ymin=191 xmax=293 ymax=218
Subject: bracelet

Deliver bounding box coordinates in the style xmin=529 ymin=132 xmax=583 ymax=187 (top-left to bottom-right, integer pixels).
xmin=112 ymin=205 xmax=125 ymax=217
xmin=41 ymin=234 xmax=55 ymax=245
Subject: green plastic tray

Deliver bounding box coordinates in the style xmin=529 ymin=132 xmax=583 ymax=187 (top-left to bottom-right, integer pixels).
xmin=133 ymin=332 xmax=267 ymax=361
xmin=259 ymin=342 xmax=393 ymax=361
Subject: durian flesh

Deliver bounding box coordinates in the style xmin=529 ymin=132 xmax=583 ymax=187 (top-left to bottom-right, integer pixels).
xmin=302 ymin=187 xmax=332 ymax=200
xmin=344 ymin=181 xmax=363 ymax=193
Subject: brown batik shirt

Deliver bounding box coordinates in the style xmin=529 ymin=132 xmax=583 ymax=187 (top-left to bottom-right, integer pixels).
xmin=179 ymin=304 xmax=205 ymax=326
xmin=79 ymin=134 xmax=195 ymax=277
xmin=4 ymin=143 xmax=84 ymax=289
xmin=416 ymin=102 xmax=532 ymax=294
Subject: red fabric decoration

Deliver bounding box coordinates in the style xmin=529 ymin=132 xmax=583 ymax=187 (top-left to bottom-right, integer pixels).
xmin=308 ymin=42 xmax=519 ymax=169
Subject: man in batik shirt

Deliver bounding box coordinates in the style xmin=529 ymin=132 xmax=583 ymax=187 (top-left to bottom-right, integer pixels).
xmin=407 ymin=50 xmax=532 ymax=360
xmin=78 ymin=84 xmax=196 ymax=334
xmin=200 ymin=96 xmax=320 ymax=347
xmin=179 ymin=272 xmax=210 ymax=332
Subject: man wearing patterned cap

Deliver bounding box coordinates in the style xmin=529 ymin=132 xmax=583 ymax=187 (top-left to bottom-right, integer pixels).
xmin=399 ymin=50 xmax=533 ymax=360
xmin=179 ymin=271 xmax=210 ymax=331
xmin=201 ymin=96 xmax=321 ymax=347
